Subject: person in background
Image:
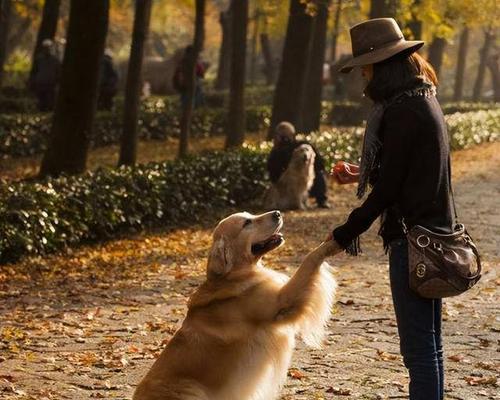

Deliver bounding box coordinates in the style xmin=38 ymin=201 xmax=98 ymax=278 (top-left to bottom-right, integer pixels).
xmin=172 ymin=45 xmax=206 ymax=109
xmin=267 ymin=121 xmax=330 ymax=209
xmin=30 ymin=39 xmax=60 ymax=112
xmin=98 ymin=48 xmax=119 ymax=111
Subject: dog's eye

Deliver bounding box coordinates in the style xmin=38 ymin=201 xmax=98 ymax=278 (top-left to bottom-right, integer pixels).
xmin=243 ymin=219 xmax=252 ymax=228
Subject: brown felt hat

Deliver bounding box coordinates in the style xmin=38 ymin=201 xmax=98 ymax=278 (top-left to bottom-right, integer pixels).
xmin=340 ymin=18 xmax=424 ymax=73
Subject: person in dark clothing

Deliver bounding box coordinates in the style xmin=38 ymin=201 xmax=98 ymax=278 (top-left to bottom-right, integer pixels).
xmin=98 ymin=49 xmax=119 ymax=111
xmin=267 ymin=121 xmax=330 ymax=208
xmin=173 ymin=45 xmax=206 ymax=109
xmin=30 ymin=39 xmax=60 ymax=112
xmin=326 ymin=19 xmax=454 ymax=400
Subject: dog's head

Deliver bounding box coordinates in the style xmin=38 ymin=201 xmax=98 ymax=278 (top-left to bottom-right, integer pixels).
xmin=290 ymin=144 xmax=315 ymax=168
xmin=206 ymin=211 xmax=284 ymax=279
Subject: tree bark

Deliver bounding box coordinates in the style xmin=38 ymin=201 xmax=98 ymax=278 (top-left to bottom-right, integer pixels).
xmin=487 ymin=52 xmax=499 ymax=102
xmin=249 ymin=7 xmax=260 ymax=85
xmin=215 ymin=7 xmax=231 ymax=90
xmin=427 ymin=36 xmax=447 ymax=79
xmin=302 ymin=2 xmax=329 ymax=133
xmin=473 ymin=29 xmax=495 ymax=101
xmin=370 ymin=0 xmax=386 ymax=18
xmin=260 ymin=30 xmax=275 ymax=85
xmin=178 ymin=0 xmax=205 ymax=158
xmin=225 ymin=0 xmax=248 ymax=148
xmin=268 ymin=0 xmax=314 ymax=139
xmin=118 ymin=0 xmax=153 ymax=166
xmin=330 ymin=0 xmax=342 ymax=62
xmin=29 ymin=0 xmax=61 ymax=81
xmin=406 ymin=0 xmax=422 ymax=40
xmin=453 ymin=27 xmax=469 ymax=101
xmin=0 ymin=0 xmax=12 ymax=88
xmin=39 ymin=0 xmax=109 ymax=177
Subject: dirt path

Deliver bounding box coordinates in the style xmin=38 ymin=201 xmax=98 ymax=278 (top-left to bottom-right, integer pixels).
xmin=1 ymin=142 xmax=499 ymax=400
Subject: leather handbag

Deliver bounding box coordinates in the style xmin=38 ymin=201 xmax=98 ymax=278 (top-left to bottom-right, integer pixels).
xmin=405 ymin=157 xmax=481 ymax=298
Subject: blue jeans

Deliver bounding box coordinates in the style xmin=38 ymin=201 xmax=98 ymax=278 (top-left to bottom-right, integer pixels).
xmin=389 ymin=239 xmax=444 ymax=400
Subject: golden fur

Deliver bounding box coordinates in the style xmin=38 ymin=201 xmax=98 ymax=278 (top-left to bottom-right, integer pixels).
xmin=133 ymin=211 xmax=337 ymax=400
xmin=264 ymin=144 xmax=316 ymax=210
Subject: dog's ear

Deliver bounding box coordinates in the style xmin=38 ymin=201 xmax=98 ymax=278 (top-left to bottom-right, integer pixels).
xmin=207 ymin=236 xmax=233 ymax=279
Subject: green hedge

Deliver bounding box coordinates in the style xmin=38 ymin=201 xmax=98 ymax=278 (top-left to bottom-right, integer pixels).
xmin=0 ymin=150 xmax=268 ymax=263
xmin=1 ymin=109 xmax=498 ymax=264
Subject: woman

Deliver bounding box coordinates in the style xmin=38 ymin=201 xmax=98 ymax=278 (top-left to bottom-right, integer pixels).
xmin=327 ymin=18 xmax=453 ymax=400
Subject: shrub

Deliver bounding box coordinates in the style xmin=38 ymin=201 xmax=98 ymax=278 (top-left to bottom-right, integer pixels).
xmin=0 ymin=150 xmax=268 ymax=263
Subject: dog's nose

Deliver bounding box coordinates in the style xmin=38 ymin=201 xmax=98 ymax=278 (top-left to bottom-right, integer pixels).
xmin=272 ymin=211 xmax=281 ymax=221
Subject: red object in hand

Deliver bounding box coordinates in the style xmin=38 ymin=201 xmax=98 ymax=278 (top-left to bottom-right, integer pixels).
xmin=331 ymin=161 xmax=360 ymax=184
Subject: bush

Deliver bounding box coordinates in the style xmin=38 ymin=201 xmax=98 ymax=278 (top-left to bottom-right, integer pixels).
xmin=0 ymin=149 xmax=268 ymax=263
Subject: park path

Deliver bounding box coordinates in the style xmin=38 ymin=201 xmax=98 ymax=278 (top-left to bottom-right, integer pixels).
xmin=0 ymin=142 xmax=499 ymax=400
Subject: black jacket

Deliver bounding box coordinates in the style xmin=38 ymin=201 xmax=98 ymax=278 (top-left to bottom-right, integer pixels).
xmin=267 ymin=140 xmax=326 ymax=183
xmin=333 ymin=94 xmax=454 ymax=252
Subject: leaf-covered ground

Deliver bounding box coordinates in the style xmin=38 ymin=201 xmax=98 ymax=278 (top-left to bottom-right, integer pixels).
xmin=1 ymin=142 xmax=499 ymax=400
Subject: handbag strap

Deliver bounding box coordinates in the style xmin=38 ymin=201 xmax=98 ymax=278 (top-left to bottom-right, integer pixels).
xmin=447 ymin=154 xmax=459 ymax=224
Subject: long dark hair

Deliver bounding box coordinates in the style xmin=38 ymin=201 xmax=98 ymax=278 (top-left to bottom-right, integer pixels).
xmin=365 ymin=51 xmax=438 ymax=103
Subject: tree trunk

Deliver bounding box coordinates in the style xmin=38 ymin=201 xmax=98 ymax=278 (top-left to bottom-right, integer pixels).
xmin=302 ymin=2 xmax=329 ymax=133
xmin=0 ymin=0 xmax=12 ymax=88
xmin=473 ymin=29 xmax=495 ymax=101
xmin=330 ymin=0 xmax=342 ymax=62
xmin=487 ymin=53 xmax=500 ymax=102
xmin=427 ymin=36 xmax=447 ymax=79
xmin=406 ymin=0 xmax=422 ymax=40
xmin=29 ymin=0 xmax=61 ymax=82
xmin=370 ymin=0 xmax=386 ymax=18
xmin=260 ymin=30 xmax=275 ymax=85
xmin=225 ymin=0 xmax=248 ymax=148
xmin=118 ymin=0 xmax=152 ymax=166
xmin=215 ymin=7 xmax=231 ymax=90
xmin=178 ymin=0 xmax=205 ymax=158
xmin=453 ymin=27 xmax=469 ymax=101
xmin=249 ymin=8 xmax=260 ymax=85
xmin=39 ymin=0 xmax=109 ymax=177
xmin=268 ymin=0 xmax=314 ymax=139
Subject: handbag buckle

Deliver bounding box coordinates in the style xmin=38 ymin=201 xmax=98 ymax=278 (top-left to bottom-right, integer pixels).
xmin=433 ymin=242 xmax=443 ymax=252
xmin=416 ymin=263 xmax=426 ymax=278
xmin=416 ymin=235 xmax=430 ymax=248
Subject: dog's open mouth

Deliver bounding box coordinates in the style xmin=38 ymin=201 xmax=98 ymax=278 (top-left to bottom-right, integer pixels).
xmin=251 ymin=233 xmax=284 ymax=256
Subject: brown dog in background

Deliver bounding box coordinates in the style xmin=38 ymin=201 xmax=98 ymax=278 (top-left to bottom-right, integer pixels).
xmin=133 ymin=211 xmax=337 ymax=400
xmin=264 ymin=144 xmax=316 ymax=210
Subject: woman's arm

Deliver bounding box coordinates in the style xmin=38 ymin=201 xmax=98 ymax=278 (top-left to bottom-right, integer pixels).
xmin=332 ymin=105 xmax=417 ymax=252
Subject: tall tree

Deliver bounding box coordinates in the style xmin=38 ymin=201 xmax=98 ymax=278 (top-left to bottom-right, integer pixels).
xmin=406 ymin=0 xmax=422 ymax=40
xmin=453 ymin=27 xmax=469 ymax=101
xmin=330 ymin=0 xmax=342 ymax=62
xmin=268 ymin=0 xmax=314 ymax=139
xmin=260 ymin=15 xmax=276 ymax=85
xmin=248 ymin=7 xmax=260 ymax=84
xmin=370 ymin=0 xmax=387 ymax=19
xmin=215 ymin=5 xmax=231 ymax=90
xmin=0 ymin=0 xmax=12 ymax=88
xmin=118 ymin=0 xmax=153 ymax=166
xmin=473 ymin=29 xmax=496 ymax=101
xmin=225 ymin=0 xmax=249 ymax=148
xmin=178 ymin=0 xmax=205 ymax=157
xmin=487 ymin=52 xmax=500 ymax=102
xmin=29 ymin=0 xmax=61 ymax=82
xmin=302 ymin=1 xmax=329 ymax=133
xmin=39 ymin=0 xmax=109 ymax=177
xmin=427 ymin=36 xmax=447 ymax=79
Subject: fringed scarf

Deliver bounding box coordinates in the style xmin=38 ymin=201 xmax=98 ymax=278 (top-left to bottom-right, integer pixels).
xmin=346 ymin=79 xmax=437 ymax=256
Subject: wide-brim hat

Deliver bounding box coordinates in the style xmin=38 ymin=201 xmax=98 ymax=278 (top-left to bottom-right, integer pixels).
xmin=340 ymin=18 xmax=424 ymax=73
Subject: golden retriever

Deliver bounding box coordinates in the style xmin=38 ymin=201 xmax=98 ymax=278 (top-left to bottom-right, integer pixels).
xmin=264 ymin=144 xmax=316 ymax=210
xmin=133 ymin=211 xmax=337 ymax=400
